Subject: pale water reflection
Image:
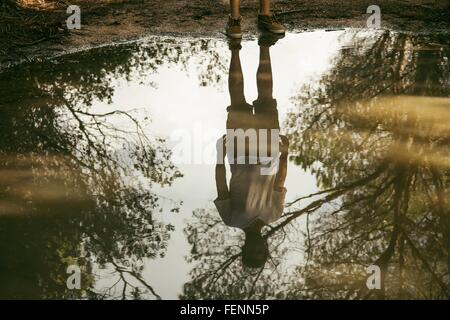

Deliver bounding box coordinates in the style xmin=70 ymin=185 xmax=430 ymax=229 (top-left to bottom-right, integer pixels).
xmin=0 ymin=30 xmax=448 ymax=299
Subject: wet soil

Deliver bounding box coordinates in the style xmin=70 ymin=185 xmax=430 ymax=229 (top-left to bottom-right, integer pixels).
xmin=0 ymin=0 xmax=449 ymax=69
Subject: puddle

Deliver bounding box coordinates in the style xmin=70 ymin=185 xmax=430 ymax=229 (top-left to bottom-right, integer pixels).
xmin=0 ymin=30 xmax=449 ymax=300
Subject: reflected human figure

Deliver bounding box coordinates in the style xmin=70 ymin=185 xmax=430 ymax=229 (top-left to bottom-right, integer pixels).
xmin=215 ymin=35 xmax=288 ymax=269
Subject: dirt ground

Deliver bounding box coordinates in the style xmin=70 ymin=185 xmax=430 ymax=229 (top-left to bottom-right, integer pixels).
xmin=1 ymin=0 xmax=449 ymax=69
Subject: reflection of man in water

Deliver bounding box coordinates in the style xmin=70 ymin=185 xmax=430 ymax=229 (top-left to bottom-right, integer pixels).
xmin=215 ymin=35 xmax=288 ymax=268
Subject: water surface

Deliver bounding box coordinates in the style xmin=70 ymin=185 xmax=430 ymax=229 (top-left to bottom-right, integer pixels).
xmin=0 ymin=30 xmax=449 ymax=300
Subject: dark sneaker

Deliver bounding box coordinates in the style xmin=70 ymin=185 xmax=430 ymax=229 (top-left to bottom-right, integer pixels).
xmin=257 ymin=14 xmax=285 ymax=34
xmin=258 ymin=32 xmax=285 ymax=47
xmin=226 ymin=15 xmax=243 ymax=39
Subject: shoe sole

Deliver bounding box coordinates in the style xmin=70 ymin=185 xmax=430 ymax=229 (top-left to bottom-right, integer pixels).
xmin=271 ymin=29 xmax=286 ymax=35
xmin=258 ymin=25 xmax=286 ymax=35
xmin=227 ymin=33 xmax=243 ymax=39
xmin=259 ymin=31 xmax=286 ymax=40
xmin=261 ymin=29 xmax=285 ymax=35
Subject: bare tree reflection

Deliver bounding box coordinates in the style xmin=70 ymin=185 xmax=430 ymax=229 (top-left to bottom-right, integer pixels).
xmin=181 ymin=32 xmax=450 ymax=300
xmin=0 ymin=37 xmax=227 ymax=299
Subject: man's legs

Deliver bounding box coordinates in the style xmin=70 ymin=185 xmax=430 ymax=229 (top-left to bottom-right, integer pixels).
xmin=227 ymin=46 xmax=254 ymax=161
xmin=232 ymin=0 xmax=271 ymax=17
xmin=230 ymin=0 xmax=241 ymax=19
xmin=229 ymin=47 xmax=246 ymax=107
xmin=227 ymin=0 xmax=243 ymax=38
xmin=259 ymin=0 xmax=271 ymax=16
xmin=256 ymin=45 xmax=273 ymax=102
xmin=227 ymin=46 xmax=252 ymax=129
xmin=254 ymin=42 xmax=280 ymax=157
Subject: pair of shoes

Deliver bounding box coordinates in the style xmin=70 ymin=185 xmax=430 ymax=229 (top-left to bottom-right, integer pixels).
xmin=228 ymin=32 xmax=284 ymax=51
xmin=225 ymin=14 xmax=285 ymax=39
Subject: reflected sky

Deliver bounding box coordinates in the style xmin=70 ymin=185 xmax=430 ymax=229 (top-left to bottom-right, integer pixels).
xmin=0 ymin=29 xmax=449 ymax=300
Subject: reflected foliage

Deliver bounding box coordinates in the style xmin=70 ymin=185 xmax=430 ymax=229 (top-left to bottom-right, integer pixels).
xmin=182 ymin=208 xmax=295 ymax=299
xmin=0 ymin=37 xmax=226 ymax=299
xmin=182 ymin=31 xmax=450 ymax=300
xmin=285 ymin=31 xmax=450 ymax=300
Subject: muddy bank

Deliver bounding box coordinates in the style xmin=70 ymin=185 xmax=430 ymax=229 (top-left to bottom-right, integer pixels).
xmin=1 ymin=0 xmax=449 ymax=70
